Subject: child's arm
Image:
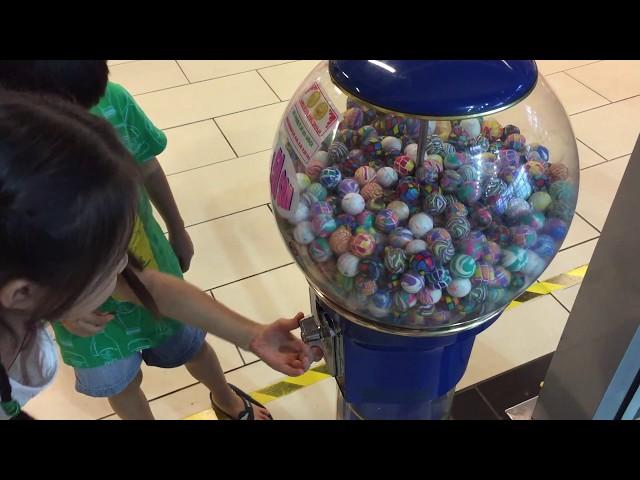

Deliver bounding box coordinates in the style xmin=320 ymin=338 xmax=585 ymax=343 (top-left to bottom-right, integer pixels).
xmin=114 ymin=268 xmax=320 ymax=376
xmin=140 ymin=157 xmax=194 ymax=272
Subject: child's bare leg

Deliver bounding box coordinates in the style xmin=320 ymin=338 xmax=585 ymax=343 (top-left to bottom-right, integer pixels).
xmin=107 ymin=370 xmax=154 ymax=420
xmin=185 ymin=342 xmax=271 ymax=420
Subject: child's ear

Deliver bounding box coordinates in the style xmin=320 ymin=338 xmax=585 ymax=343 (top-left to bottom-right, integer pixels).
xmin=0 ymin=279 xmax=39 ymax=311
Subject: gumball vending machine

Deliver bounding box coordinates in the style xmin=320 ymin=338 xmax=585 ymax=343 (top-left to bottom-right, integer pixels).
xmin=269 ymin=61 xmax=579 ymax=419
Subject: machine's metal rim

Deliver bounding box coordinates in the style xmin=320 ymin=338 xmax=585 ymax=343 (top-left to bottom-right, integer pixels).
xmin=307 ymin=280 xmax=506 ymax=338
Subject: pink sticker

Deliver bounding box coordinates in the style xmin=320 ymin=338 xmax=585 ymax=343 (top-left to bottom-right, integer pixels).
xmin=270 ymin=141 xmax=299 ymax=220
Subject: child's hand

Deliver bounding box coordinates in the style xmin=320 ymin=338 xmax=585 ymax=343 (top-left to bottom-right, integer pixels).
xmin=169 ymin=227 xmax=194 ymax=273
xmin=60 ymin=312 xmax=114 ymax=337
xmin=249 ymin=313 xmax=324 ymax=376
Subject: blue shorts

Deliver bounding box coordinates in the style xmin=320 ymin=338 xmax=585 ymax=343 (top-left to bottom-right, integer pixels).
xmin=74 ymin=325 xmax=207 ymax=398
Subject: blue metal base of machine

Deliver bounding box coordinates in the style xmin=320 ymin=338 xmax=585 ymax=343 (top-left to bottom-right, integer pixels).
xmin=310 ymin=290 xmax=502 ymax=420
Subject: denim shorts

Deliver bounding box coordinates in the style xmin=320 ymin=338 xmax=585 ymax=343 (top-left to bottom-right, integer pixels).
xmin=74 ymin=324 xmax=207 ymax=398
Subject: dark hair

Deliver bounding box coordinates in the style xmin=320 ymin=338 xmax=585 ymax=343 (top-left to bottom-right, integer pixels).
xmin=0 ymin=61 xmax=109 ymax=108
xmin=0 ymin=91 xmax=140 ymax=360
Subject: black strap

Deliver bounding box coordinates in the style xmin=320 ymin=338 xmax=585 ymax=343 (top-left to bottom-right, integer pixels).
xmin=0 ymin=352 xmax=26 ymax=418
xmin=0 ymin=353 xmax=12 ymax=403
xmin=228 ymin=384 xmax=272 ymax=420
xmin=210 ymin=391 xmax=255 ymax=420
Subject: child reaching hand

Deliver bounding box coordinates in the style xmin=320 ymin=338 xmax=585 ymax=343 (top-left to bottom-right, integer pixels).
xmin=0 ymin=62 xmax=319 ymax=420
xmin=0 ymin=93 xmax=319 ymax=420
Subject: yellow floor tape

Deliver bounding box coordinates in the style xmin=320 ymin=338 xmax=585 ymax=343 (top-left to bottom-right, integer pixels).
xmin=185 ymin=264 xmax=588 ymax=420
xmin=185 ymin=364 xmax=332 ymax=420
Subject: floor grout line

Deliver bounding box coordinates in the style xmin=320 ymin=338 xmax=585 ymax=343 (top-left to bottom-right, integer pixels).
xmin=574 ymin=211 xmax=602 ymax=234
xmin=209 ymin=262 xmax=296 ymax=292
xmin=164 ymin=61 xmax=298 ymax=86
xmin=132 ymin=63 xmax=297 ymax=99
xmin=164 ymin=157 xmax=236 ymax=177
xmin=575 ymin=133 xmax=632 ymax=164
xmin=580 ymin=159 xmax=608 ymax=171
xmin=550 ymin=291 xmax=573 ymax=315
xmin=570 ymin=102 xmax=612 ymax=116
xmin=579 ymin=152 xmax=630 ymax=171
xmin=577 ymin=138 xmax=608 ymax=164
xmin=157 ymin=100 xmax=285 ymax=132
xmin=563 ymin=68 xmax=614 ymax=103
xmin=560 ymin=60 xmax=602 ymax=73
xmin=609 ymin=153 xmax=632 ymax=162
xmin=540 ymin=60 xmax=602 ymax=77
xmin=175 ymin=60 xmax=191 ymax=84
xmin=161 ymin=117 xmax=218 ymax=132
xmin=256 ymin=69 xmax=282 ymax=102
xmin=164 ymin=147 xmax=271 ymax=177
xmin=150 ymin=98 xmax=285 ymax=132
xmin=569 ymin=92 xmax=640 ymax=117
xmin=183 ymin=203 xmax=270 ymax=230
xmin=558 ymin=234 xmax=599 ymax=252
xmin=213 ymin=100 xmax=285 ymax=120
xmin=131 ymin=71 xmax=261 ymax=98
xmin=212 ymin=117 xmax=239 ymax=157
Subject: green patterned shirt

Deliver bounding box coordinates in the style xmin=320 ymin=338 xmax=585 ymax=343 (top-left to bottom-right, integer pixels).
xmin=52 ymin=82 xmax=184 ymax=368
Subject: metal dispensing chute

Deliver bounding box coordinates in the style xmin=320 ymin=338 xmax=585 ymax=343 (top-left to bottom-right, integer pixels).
xmin=270 ymin=60 xmax=579 ymax=419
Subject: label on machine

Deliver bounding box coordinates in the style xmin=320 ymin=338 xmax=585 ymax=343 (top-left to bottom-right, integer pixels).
xmin=284 ymin=81 xmax=339 ymax=165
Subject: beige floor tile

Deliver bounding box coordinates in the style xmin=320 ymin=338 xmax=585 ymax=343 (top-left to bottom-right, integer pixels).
xmin=160 ymin=120 xmax=236 ymax=175
xmin=536 ymin=60 xmax=600 ymax=76
xmin=177 ymin=60 xmax=293 ymax=83
xmin=576 ymin=155 xmax=630 ymax=230
xmin=561 ymin=214 xmax=600 ymax=249
xmin=567 ymin=60 xmax=640 ymax=102
xmin=149 ymin=382 xmax=213 ymax=420
xmin=552 ymin=284 xmax=581 ymax=311
xmin=571 ymin=96 xmax=640 ymax=160
xmin=109 ymin=60 xmax=188 ymax=95
xmin=135 ymin=72 xmax=279 ymax=129
xmin=258 ymin=60 xmax=322 ymax=101
xmin=167 ymin=150 xmax=271 ymax=227
xmin=545 ymin=72 xmax=609 ymax=115
xmin=213 ymin=263 xmax=310 ymax=324
xmin=541 ymin=238 xmax=599 ymax=280
xmin=215 ymin=102 xmax=287 ymax=156
xmin=265 ymin=378 xmax=337 ymax=420
xmin=458 ymin=295 xmax=569 ymax=390
xmin=183 ymin=206 xmax=293 ymax=291
xmin=577 ymin=139 xmax=607 ymax=169
xmin=212 ymin=263 xmax=310 ymax=363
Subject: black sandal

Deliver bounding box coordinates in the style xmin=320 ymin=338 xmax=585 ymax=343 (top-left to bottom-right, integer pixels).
xmin=210 ymin=384 xmax=273 ymax=420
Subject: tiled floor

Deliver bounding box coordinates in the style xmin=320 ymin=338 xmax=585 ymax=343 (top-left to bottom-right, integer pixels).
xmin=28 ymin=60 xmax=639 ymax=420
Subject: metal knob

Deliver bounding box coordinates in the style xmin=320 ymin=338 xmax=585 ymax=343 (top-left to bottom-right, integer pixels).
xmin=299 ymin=316 xmax=323 ymax=344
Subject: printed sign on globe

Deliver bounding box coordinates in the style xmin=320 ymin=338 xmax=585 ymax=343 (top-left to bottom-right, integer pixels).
xmin=284 ymin=82 xmax=339 ymax=165
xmin=270 ymin=139 xmax=299 ymax=221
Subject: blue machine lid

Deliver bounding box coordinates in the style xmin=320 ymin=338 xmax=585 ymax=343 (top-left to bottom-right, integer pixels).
xmin=329 ymin=60 xmax=538 ymax=119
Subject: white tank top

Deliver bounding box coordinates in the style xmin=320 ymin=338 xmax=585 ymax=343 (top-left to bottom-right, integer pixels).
xmin=1 ymin=328 xmax=58 ymax=420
